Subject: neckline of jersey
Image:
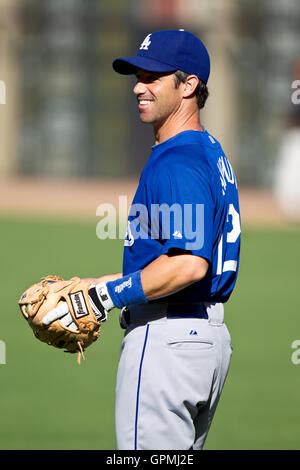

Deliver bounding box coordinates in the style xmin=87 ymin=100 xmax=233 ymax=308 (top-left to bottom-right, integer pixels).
xmin=151 ymin=129 xmax=208 ymax=151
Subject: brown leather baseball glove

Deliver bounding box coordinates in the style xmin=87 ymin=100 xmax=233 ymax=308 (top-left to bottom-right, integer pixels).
xmin=18 ymin=275 xmax=104 ymax=364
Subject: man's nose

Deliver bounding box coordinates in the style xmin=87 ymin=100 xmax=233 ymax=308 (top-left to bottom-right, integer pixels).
xmin=133 ymin=80 xmax=147 ymax=95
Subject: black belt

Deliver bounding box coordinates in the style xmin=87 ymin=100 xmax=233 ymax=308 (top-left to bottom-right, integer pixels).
xmin=120 ymin=303 xmax=208 ymax=329
xmin=166 ymin=303 xmax=208 ymax=319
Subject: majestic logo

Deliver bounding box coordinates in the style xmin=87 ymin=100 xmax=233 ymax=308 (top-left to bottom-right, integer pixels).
xmin=69 ymin=291 xmax=88 ymax=318
xmin=189 ymin=330 xmax=198 ymax=336
xmin=139 ymin=34 xmax=152 ymax=51
xmin=173 ymin=230 xmax=183 ymax=239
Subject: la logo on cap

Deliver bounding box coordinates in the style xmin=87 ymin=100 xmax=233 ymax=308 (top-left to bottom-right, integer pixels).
xmin=139 ymin=34 xmax=152 ymax=50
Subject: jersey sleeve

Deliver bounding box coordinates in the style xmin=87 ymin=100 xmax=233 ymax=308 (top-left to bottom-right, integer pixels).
xmin=151 ymin=158 xmax=215 ymax=263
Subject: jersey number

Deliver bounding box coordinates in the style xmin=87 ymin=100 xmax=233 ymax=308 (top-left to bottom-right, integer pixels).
xmin=216 ymin=204 xmax=240 ymax=275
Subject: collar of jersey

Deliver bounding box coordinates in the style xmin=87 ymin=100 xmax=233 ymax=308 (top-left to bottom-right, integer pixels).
xmin=152 ymin=129 xmax=207 ymax=151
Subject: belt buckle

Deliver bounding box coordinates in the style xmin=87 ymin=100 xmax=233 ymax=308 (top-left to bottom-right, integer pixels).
xmin=119 ymin=306 xmax=130 ymax=329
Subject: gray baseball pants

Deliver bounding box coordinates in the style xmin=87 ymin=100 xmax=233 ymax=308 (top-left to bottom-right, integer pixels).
xmin=115 ymin=302 xmax=232 ymax=450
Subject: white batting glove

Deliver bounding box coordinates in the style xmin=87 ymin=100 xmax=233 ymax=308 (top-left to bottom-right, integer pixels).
xmin=42 ymin=283 xmax=114 ymax=329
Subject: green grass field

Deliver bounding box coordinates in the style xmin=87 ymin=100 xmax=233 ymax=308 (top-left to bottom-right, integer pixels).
xmin=1 ymin=216 xmax=300 ymax=449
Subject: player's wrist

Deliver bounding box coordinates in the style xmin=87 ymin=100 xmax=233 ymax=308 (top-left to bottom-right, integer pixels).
xmin=89 ymin=271 xmax=148 ymax=317
xmin=106 ymin=270 xmax=148 ymax=309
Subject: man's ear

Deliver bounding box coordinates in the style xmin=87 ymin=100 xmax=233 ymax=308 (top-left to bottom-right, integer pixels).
xmin=182 ymin=75 xmax=199 ymax=98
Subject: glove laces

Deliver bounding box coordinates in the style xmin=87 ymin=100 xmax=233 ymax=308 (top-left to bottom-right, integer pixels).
xmin=77 ymin=341 xmax=85 ymax=365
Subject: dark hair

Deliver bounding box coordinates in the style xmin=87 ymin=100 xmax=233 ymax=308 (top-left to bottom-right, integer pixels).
xmin=174 ymin=70 xmax=209 ymax=109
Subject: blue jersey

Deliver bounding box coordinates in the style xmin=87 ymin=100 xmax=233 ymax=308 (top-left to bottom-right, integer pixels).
xmin=123 ymin=130 xmax=241 ymax=303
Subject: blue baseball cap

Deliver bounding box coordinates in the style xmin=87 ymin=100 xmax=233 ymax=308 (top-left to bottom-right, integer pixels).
xmin=112 ymin=29 xmax=210 ymax=84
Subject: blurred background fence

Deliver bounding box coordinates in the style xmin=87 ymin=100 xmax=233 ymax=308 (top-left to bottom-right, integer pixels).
xmin=0 ymin=0 xmax=299 ymax=186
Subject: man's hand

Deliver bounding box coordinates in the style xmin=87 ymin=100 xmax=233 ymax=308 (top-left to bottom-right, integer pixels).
xmin=42 ymin=282 xmax=115 ymax=329
xmin=18 ymin=276 xmax=111 ymax=361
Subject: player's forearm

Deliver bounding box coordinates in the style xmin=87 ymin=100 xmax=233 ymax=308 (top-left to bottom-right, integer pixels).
xmin=140 ymin=254 xmax=208 ymax=300
xmin=92 ymin=273 xmax=123 ymax=284
xmin=94 ymin=255 xmax=208 ymax=310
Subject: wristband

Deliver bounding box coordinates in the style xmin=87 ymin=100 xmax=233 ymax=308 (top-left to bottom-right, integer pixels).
xmin=105 ymin=271 xmax=148 ymax=309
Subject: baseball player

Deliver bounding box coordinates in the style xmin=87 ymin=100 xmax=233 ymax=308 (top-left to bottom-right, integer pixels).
xmin=46 ymin=29 xmax=241 ymax=450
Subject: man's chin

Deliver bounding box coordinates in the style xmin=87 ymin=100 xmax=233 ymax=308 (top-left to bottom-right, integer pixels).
xmin=139 ymin=113 xmax=154 ymax=124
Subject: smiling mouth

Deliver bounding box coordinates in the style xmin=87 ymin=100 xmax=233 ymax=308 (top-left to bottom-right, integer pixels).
xmin=139 ymin=100 xmax=152 ymax=105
